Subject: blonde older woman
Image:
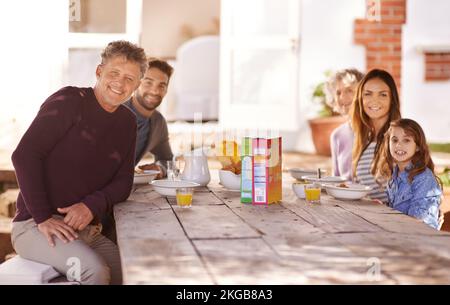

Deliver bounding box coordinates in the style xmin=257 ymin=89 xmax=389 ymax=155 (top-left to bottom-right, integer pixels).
xmin=325 ymin=68 xmax=364 ymax=180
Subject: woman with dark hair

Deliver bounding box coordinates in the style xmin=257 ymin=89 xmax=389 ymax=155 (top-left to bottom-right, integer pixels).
xmin=349 ymin=69 xmax=401 ymax=203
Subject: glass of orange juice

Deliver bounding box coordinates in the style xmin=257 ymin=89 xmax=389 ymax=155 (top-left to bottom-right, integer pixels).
xmin=176 ymin=187 xmax=194 ymax=208
xmin=304 ymin=183 xmax=321 ymax=204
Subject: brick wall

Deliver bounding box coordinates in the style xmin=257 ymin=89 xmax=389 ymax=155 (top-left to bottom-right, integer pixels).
xmin=354 ymin=0 xmax=407 ymax=90
xmin=424 ymin=52 xmax=450 ymax=81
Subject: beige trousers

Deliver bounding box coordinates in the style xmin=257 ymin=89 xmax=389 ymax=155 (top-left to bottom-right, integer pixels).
xmin=11 ymin=216 xmax=122 ymax=285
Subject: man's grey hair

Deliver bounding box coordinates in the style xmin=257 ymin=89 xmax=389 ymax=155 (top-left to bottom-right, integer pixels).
xmin=100 ymin=40 xmax=148 ymax=78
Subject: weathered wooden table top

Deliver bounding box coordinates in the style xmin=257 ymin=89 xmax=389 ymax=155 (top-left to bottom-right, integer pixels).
xmin=114 ymin=170 xmax=450 ymax=284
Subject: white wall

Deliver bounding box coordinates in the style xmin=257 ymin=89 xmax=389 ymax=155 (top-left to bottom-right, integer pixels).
xmin=283 ymin=0 xmax=366 ymax=151
xmin=141 ymin=0 xmax=220 ymax=58
xmin=0 ymin=1 xmax=67 ymax=155
xmin=402 ymin=0 xmax=450 ymax=142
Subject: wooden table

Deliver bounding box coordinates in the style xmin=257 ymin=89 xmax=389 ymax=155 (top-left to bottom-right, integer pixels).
xmin=114 ymin=171 xmax=450 ymax=284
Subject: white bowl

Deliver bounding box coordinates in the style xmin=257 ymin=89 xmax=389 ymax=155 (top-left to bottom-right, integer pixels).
xmin=219 ymin=170 xmax=241 ymax=191
xmin=324 ymin=183 xmax=372 ymax=200
xmin=301 ymin=175 xmax=347 ymax=187
xmin=292 ymin=182 xmax=309 ymax=199
xmin=133 ymin=170 xmax=160 ymax=184
xmin=288 ymin=168 xmax=326 ymax=180
xmin=150 ymin=179 xmax=200 ymax=197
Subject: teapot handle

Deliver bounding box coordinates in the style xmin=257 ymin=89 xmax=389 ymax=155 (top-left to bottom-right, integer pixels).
xmin=173 ymin=153 xmax=180 ymax=163
xmin=172 ymin=153 xmax=184 ymax=174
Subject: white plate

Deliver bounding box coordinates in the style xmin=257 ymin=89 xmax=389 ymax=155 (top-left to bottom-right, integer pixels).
xmin=301 ymin=175 xmax=347 ymax=183
xmin=288 ymin=168 xmax=326 ymax=180
xmin=150 ymin=179 xmax=200 ymax=197
xmin=323 ymin=183 xmax=372 ymax=200
xmin=133 ymin=170 xmax=160 ymax=184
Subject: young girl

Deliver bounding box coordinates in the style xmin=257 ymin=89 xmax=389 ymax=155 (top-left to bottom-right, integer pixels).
xmin=373 ymin=119 xmax=442 ymax=229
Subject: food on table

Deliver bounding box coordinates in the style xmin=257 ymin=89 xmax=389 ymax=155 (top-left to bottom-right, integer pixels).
xmin=221 ymin=160 xmax=242 ymax=175
xmin=294 ymin=178 xmax=308 ymax=184
xmin=216 ymin=140 xmax=241 ymax=175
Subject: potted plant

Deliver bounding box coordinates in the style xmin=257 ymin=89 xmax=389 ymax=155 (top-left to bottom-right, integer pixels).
xmin=308 ymin=72 xmax=347 ymax=156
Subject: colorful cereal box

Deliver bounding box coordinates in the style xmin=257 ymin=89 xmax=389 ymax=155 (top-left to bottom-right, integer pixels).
xmin=252 ymin=137 xmax=282 ymax=205
xmin=240 ymin=137 xmax=253 ymax=203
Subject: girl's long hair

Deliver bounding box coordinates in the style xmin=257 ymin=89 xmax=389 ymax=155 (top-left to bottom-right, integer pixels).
xmin=372 ymin=118 xmax=442 ymax=188
xmin=350 ymin=69 xmax=401 ymax=178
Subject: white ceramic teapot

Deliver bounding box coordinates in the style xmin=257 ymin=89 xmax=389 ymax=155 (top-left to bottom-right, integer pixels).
xmin=176 ymin=147 xmax=210 ymax=186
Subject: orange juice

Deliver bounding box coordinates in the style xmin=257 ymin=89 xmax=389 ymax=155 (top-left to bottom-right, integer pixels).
xmin=305 ymin=187 xmax=321 ymax=203
xmin=176 ymin=193 xmax=192 ymax=207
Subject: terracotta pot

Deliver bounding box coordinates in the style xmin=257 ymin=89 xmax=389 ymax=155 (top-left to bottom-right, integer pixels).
xmin=308 ymin=116 xmax=348 ymax=156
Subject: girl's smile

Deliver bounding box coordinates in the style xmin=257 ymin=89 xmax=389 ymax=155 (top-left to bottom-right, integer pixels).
xmin=389 ymin=126 xmax=417 ymax=170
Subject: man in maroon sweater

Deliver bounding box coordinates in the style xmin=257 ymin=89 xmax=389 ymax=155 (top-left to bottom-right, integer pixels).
xmin=11 ymin=41 xmax=147 ymax=285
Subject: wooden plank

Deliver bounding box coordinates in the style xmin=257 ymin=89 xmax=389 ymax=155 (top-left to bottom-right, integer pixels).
xmin=167 ymin=191 xmax=224 ymax=206
xmin=0 ymin=215 xmax=12 ymax=234
xmin=174 ymin=205 xmax=260 ymax=239
xmin=193 ymin=238 xmax=299 ymax=284
xmin=284 ymin=182 xmax=446 ymax=235
xmin=228 ymin=201 xmax=323 ymax=237
xmin=0 ymin=216 xmax=13 ymax=263
xmin=332 ymin=232 xmax=450 ymax=284
xmin=211 ymin=189 xmax=243 ymax=209
xmin=115 ymin=203 xmax=181 ymax=239
xmin=281 ymin=198 xmax=382 ymax=234
xmin=119 ymin=238 xmax=213 ymax=284
xmin=326 ymin=195 xmax=402 ymax=214
xmin=193 ymin=186 xmax=212 ymax=193
xmin=260 ymin=231 xmax=396 ymax=284
xmin=127 ymin=185 xmax=171 ymax=210
xmin=114 ymin=205 xmax=213 ymax=284
xmin=0 ymin=189 xmax=18 ymax=217
xmin=342 ymin=208 xmax=450 ymax=236
xmin=194 ymin=237 xmax=390 ymax=284
xmin=0 ymin=170 xmax=16 ymax=183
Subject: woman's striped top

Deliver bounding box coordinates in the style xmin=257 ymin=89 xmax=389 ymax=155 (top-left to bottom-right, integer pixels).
xmin=355 ymin=142 xmax=388 ymax=203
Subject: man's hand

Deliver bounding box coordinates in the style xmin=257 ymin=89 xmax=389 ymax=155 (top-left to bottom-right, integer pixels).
xmin=57 ymin=202 xmax=94 ymax=231
xmin=138 ymin=163 xmax=163 ymax=179
xmin=37 ymin=217 xmax=79 ymax=247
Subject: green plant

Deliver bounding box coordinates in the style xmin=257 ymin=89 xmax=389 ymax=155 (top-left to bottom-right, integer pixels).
xmin=439 ymin=167 xmax=450 ymax=187
xmin=312 ymin=70 xmax=339 ymax=118
xmin=429 ymin=143 xmax=450 ymax=154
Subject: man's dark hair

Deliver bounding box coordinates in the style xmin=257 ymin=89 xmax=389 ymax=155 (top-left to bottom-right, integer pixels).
xmin=147 ymin=58 xmax=174 ymax=81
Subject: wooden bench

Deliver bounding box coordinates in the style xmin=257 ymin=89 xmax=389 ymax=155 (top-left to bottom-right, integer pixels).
xmin=0 ymin=255 xmax=61 ymax=284
xmin=0 ymin=255 xmax=80 ymax=285
xmin=0 ymin=216 xmax=13 ymax=264
xmin=0 ymin=170 xmax=17 ymax=192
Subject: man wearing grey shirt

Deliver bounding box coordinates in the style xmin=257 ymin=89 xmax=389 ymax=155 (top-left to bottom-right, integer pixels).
xmin=124 ymin=58 xmax=174 ymax=178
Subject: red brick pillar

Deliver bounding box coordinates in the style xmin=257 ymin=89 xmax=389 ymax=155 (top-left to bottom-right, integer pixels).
xmin=424 ymin=52 xmax=450 ymax=81
xmin=354 ymin=0 xmax=407 ymax=90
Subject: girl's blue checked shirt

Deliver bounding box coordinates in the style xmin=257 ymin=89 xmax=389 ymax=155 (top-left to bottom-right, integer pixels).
xmin=387 ymin=165 xmax=442 ymax=230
